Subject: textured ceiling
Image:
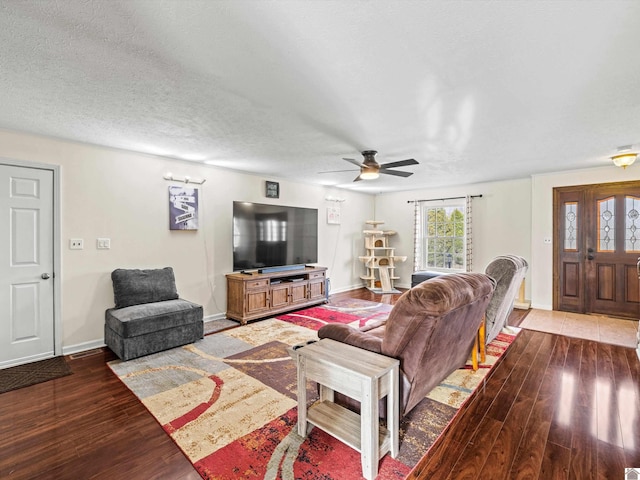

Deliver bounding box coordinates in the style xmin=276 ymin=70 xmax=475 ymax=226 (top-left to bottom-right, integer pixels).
xmin=1 ymin=1 xmax=639 ymax=193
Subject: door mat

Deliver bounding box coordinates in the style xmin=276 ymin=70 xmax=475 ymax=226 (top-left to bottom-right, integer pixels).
xmin=0 ymin=356 xmax=72 ymax=394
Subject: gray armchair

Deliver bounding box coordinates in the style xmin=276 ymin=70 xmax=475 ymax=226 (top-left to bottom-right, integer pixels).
xmin=105 ymin=267 xmax=203 ymax=361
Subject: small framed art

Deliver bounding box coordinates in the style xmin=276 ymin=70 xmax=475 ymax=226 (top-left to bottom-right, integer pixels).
xmin=327 ymin=206 xmax=341 ymax=224
xmin=265 ymin=181 xmax=279 ymax=198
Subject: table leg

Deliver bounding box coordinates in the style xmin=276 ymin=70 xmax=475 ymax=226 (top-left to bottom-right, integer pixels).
xmin=361 ymin=378 xmax=377 ymax=480
xmin=388 ymin=366 xmax=399 ymax=458
xmin=297 ymin=356 xmax=307 ymax=437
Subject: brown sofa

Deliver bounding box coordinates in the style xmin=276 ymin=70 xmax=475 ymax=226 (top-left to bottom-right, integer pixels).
xmin=318 ymin=272 xmax=495 ymax=417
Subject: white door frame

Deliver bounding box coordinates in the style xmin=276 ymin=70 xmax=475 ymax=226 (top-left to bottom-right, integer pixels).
xmin=0 ymin=157 xmax=62 ymax=358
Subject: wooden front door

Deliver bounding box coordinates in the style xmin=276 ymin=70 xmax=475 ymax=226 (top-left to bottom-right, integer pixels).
xmin=554 ymin=181 xmax=640 ymax=318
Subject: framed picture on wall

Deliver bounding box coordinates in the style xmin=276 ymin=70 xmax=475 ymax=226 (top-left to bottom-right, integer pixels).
xmin=327 ymin=206 xmax=341 ymax=224
xmin=169 ymin=185 xmax=199 ymax=230
xmin=265 ymin=181 xmax=279 ymax=198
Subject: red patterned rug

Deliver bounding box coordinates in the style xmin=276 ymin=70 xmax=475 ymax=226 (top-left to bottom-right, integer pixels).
xmin=108 ymin=299 xmax=517 ymax=479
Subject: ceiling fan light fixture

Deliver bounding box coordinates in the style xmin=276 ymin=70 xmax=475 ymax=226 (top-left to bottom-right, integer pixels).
xmin=360 ymin=166 xmax=379 ymax=180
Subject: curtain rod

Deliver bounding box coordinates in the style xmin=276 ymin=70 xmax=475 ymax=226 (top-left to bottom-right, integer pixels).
xmin=407 ymin=194 xmax=482 ymax=204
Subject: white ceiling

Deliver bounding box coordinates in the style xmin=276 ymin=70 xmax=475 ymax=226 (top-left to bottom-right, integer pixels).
xmin=1 ymin=0 xmax=639 ymax=193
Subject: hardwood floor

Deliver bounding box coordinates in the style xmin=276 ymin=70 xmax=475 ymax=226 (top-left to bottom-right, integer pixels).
xmin=1 ymin=288 xmax=638 ymax=479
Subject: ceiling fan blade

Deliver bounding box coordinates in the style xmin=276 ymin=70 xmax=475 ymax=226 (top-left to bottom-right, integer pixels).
xmin=353 ymin=175 xmax=363 ymax=182
xmin=380 ymin=159 xmax=418 ymax=169
xmin=379 ymin=169 xmax=414 ymax=177
xmin=318 ymin=169 xmax=359 ymax=174
xmin=343 ymin=157 xmax=364 ymax=168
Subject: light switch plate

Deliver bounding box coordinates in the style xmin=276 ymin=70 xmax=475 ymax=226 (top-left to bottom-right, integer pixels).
xmin=97 ymin=238 xmax=111 ymax=249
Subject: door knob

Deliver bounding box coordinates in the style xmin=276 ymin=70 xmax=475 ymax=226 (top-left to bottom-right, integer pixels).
xmin=41 ymin=273 xmax=51 ymax=280
xmin=587 ymin=254 xmax=594 ymax=260
xmin=587 ymin=247 xmax=594 ymax=253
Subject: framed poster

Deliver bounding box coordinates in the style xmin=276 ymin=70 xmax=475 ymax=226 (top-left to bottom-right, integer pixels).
xmin=265 ymin=181 xmax=279 ymax=198
xmin=169 ymin=185 xmax=199 ymax=230
xmin=327 ymin=206 xmax=341 ymax=224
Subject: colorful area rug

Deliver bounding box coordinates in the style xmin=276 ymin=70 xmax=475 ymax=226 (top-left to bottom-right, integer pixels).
xmin=108 ymin=299 xmax=517 ymax=479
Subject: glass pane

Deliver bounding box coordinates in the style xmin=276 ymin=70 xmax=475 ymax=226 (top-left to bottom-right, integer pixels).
xmin=625 ymin=196 xmax=640 ymax=252
xmin=598 ymin=197 xmax=615 ymax=252
xmin=564 ymin=202 xmax=578 ymax=251
xmin=422 ymin=204 xmax=466 ymax=270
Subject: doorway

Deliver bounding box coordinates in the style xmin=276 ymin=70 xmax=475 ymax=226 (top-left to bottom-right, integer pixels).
xmin=0 ymin=161 xmax=60 ymax=368
xmin=554 ymin=180 xmax=640 ymax=319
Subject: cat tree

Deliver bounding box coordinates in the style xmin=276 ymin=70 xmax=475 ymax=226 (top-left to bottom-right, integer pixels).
xmin=359 ymin=220 xmax=407 ymax=293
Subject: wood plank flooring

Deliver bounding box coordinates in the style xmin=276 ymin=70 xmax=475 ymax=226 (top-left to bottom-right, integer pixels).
xmin=1 ymin=288 xmax=638 ymax=479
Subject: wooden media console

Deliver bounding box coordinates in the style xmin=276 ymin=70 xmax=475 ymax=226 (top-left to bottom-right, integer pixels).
xmin=225 ymin=266 xmax=327 ymax=324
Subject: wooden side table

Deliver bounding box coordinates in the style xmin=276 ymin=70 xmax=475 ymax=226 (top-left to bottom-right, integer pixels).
xmin=290 ymin=338 xmax=399 ymax=480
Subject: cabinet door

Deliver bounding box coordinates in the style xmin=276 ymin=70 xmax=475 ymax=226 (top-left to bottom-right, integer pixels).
xmin=309 ymin=279 xmax=326 ymax=301
xmin=245 ymin=289 xmax=270 ymax=315
xmin=270 ymin=283 xmax=291 ymax=309
xmin=290 ymin=282 xmax=309 ymax=304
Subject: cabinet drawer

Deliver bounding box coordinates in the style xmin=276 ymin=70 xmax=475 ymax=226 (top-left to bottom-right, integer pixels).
xmin=309 ymin=272 xmax=325 ymax=279
xmin=246 ymin=279 xmax=269 ymax=289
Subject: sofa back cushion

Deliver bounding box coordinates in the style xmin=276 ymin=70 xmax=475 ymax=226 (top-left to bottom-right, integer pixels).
xmin=111 ymin=267 xmax=179 ymax=308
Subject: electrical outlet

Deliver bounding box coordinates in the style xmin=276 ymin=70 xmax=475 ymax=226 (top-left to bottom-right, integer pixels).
xmin=69 ymin=238 xmax=84 ymax=250
xmin=543 ymin=237 xmax=552 ymax=244
xmin=96 ymin=238 xmax=111 ymax=249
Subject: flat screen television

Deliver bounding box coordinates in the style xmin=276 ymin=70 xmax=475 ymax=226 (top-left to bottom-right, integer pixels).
xmin=232 ymin=201 xmax=318 ymax=272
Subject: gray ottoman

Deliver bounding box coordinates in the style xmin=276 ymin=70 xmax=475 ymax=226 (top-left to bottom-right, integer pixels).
xmin=105 ymin=267 xmax=204 ymax=361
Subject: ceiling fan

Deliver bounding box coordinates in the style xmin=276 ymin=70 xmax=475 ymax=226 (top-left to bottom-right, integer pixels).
xmin=321 ymin=150 xmax=419 ymax=182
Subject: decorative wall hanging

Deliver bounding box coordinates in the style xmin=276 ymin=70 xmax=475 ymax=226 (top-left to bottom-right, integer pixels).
xmin=169 ymin=185 xmax=199 ymax=230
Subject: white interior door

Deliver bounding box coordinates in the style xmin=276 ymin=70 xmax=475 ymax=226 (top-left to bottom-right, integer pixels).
xmin=0 ymin=164 xmax=55 ymax=368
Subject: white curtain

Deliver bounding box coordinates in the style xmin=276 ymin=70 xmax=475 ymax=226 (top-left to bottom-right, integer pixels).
xmin=413 ymin=201 xmax=421 ymax=272
xmin=465 ymin=195 xmax=473 ymax=272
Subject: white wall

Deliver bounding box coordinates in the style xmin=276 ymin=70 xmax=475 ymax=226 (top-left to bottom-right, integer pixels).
xmin=0 ymin=129 xmax=373 ymax=352
xmin=531 ymin=164 xmax=640 ymax=310
xmin=5 ymin=126 xmax=636 ymax=352
xmin=374 ymin=178 xmax=533 ymax=294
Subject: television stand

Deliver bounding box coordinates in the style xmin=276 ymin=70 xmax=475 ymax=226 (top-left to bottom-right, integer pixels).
xmin=226 ymin=266 xmax=328 ymax=325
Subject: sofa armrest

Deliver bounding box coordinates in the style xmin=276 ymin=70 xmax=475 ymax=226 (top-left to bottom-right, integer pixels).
xmin=317 ymin=324 xmax=383 ymax=353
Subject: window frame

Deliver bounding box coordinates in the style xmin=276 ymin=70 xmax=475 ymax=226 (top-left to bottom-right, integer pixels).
xmin=418 ymin=200 xmax=467 ymax=273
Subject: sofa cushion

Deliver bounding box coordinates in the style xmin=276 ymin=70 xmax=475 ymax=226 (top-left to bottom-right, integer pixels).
xmin=105 ymin=299 xmax=202 ymax=337
xmin=111 ymin=267 xmax=179 ymax=308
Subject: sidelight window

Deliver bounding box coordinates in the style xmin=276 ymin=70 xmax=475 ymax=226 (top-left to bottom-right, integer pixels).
xmin=564 ymin=202 xmax=578 ymax=251
xmin=625 ymin=196 xmax=640 ymax=253
xmin=597 ymin=197 xmax=615 ymax=252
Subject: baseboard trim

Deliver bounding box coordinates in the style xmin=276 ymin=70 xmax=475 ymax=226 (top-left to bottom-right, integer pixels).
xmin=63 ymin=315 xmax=224 ymax=357
xmin=62 ymin=339 xmax=106 ymax=356
xmin=530 ymin=303 xmax=552 ymax=311
xmin=204 ymin=313 xmax=227 ymax=322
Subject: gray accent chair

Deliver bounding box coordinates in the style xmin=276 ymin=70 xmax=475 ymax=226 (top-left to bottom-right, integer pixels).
xmin=105 ymin=267 xmax=203 ymax=361
xmin=484 ymin=255 xmax=528 ymax=344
